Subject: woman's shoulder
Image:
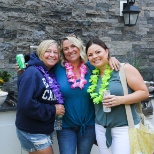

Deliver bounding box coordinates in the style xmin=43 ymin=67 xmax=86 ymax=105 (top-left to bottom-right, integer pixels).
xmin=85 ymin=61 xmax=95 ymax=72
xmin=21 ymin=66 xmax=40 ymax=78
xmin=55 ymin=62 xmax=62 ymax=67
xmin=52 ymin=62 xmax=65 ymax=74
xmin=53 ymin=62 xmax=63 ymax=70
xmin=121 ymin=63 xmax=139 ymax=74
xmin=18 ymin=66 xmax=38 ymax=83
xmin=26 ymin=65 xmax=38 ymax=71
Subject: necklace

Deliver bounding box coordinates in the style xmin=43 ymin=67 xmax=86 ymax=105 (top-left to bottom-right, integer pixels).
xmin=36 ymin=66 xmax=64 ymax=104
xmin=64 ymin=62 xmax=87 ymax=89
xmin=87 ymin=65 xmax=113 ymax=104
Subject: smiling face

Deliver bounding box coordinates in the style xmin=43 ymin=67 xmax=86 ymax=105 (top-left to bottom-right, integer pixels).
xmin=41 ymin=44 xmax=59 ymax=70
xmin=87 ymin=44 xmax=109 ymax=69
xmin=62 ymin=39 xmax=81 ymax=64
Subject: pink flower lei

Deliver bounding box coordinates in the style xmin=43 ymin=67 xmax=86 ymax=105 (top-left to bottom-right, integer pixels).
xmin=64 ymin=61 xmax=87 ymax=89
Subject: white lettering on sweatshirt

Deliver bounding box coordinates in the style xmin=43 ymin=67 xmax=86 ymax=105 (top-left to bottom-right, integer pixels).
xmin=42 ymin=89 xmax=57 ymax=101
xmin=42 ymin=78 xmax=49 ymax=88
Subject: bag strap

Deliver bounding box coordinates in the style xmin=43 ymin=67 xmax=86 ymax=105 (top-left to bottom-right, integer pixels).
xmin=119 ymin=63 xmax=135 ymax=128
xmin=119 ymin=64 xmax=142 ymax=116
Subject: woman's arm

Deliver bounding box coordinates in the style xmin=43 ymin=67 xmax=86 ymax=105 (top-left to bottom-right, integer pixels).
xmin=120 ymin=63 xmax=149 ymax=104
xmin=103 ymin=63 xmax=149 ymax=107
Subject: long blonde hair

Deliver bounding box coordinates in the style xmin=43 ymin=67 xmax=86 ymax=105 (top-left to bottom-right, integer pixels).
xmin=60 ymin=35 xmax=87 ymax=65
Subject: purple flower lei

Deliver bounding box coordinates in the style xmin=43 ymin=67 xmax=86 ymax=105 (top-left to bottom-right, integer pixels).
xmin=36 ymin=66 xmax=64 ymax=104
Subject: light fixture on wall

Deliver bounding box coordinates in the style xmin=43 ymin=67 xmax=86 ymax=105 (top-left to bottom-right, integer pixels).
xmin=121 ymin=0 xmax=140 ymax=26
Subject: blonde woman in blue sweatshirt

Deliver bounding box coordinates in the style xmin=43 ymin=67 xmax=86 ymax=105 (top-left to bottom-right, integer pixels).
xmin=16 ymin=40 xmax=65 ymax=154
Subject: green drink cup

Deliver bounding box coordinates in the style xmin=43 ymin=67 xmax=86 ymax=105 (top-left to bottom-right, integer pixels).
xmin=16 ymin=54 xmax=26 ymax=69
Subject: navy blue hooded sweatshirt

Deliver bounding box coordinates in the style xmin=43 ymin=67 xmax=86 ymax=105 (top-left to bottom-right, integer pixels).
xmin=15 ymin=52 xmax=57 ymax=134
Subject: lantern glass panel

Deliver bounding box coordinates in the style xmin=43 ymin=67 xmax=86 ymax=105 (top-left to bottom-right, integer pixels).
xmin=130 ymin=14 xmax=138 ymax=24
xmin=123 ymin=13 xmax=129 ymax=24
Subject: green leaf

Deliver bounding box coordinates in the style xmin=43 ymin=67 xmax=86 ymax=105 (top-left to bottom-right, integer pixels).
xmin=0 ymin=70 xmax=12 ymax=82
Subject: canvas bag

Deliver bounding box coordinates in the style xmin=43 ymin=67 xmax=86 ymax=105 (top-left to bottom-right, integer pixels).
xmin=119 ymin=63 xmax=154 ymax=154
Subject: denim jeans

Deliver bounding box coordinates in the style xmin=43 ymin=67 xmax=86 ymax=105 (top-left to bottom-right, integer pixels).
xmin=16 ymin=128 xmax=54 ymax=152
xmin=57 ymin=125 xmax=95 ymax=154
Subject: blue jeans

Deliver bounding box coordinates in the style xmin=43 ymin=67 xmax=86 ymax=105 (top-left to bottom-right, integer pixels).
xmin=57 ymin=125 xmax=95 ymax=154
xmin=16 ymin=128 xmax=54 ymax=152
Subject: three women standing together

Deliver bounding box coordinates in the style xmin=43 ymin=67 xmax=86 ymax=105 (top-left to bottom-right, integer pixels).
xmin=15 ymin=35 xmax=148 ymax=154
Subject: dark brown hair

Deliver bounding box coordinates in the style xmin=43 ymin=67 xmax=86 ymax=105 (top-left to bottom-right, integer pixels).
xmin=85 ymin=38 xmax=110 ymax=58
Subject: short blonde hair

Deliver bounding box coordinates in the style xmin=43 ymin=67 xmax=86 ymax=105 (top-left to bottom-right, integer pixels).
xmin=36 ymin=40 xmax=59 ymax=59
xmin=60 ymin=36 xmax=87 ymax=65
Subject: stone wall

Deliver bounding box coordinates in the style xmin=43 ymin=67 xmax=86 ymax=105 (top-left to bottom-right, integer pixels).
xmin=0 ymin=0 xmax=154 ymax=91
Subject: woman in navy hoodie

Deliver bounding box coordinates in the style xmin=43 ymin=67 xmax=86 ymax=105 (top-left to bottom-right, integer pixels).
xmin=15 ymin=40 xmax=65 ymax=154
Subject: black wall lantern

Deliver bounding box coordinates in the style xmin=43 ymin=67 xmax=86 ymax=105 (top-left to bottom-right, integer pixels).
xmin=122 ymin=0 xmax=140 ymax=26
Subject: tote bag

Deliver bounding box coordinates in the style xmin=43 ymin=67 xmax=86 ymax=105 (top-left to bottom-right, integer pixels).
xmin=119 ymin=63 xmax=154 ymax=154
